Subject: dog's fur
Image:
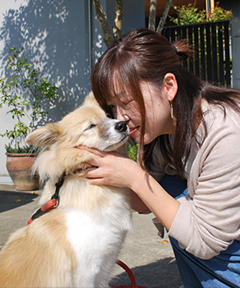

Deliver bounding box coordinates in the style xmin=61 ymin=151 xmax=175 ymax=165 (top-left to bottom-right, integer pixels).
xmin=0 ymin=92 xmax=132 ymax=288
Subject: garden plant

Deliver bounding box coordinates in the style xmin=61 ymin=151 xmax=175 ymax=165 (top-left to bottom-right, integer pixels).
xmin=0 ymin=48 xmax=59 ymax=153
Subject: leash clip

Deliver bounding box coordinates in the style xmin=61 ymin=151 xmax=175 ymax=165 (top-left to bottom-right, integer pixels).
xmin=27 ymin=172 xmax=65 ymax=225
xmin=51 ymin=196 xmax=60 ymax=208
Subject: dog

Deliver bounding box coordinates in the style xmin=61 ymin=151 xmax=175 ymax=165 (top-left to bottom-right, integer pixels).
xmin=0 ymin=92 xmax=132 ymax=288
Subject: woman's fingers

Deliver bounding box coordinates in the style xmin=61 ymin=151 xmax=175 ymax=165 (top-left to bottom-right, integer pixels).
xmin=76 ymin=145 xmax=106 ymax=157
xmin=76 ymin=144 xmax=136 ymax=188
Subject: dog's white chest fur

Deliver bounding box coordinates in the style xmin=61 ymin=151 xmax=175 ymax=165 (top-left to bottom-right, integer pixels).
xmin=66 ymin=204 xmax=131 ymax=287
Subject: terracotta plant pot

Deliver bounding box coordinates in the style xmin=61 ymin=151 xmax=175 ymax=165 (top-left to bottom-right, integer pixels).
xmin=6 ymin=153 xmax=40 ymax=191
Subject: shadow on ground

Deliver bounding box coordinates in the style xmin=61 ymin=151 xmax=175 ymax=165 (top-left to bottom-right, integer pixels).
xmin=0 ymin=190 xmax=39 ymax=213
xmin=110 ymin=257 xmax=182 ymax=288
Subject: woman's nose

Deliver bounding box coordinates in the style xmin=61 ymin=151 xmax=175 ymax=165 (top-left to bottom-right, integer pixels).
xmin=115 ymin=107 xmax=130 ymax=122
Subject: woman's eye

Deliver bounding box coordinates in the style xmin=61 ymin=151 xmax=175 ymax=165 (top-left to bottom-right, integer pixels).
xmin=122 ymin=99 xmax=134 ymax=105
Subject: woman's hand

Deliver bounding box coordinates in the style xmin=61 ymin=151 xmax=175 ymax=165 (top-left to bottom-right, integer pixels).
xmin=78 ymin=146 xmax=180 ymax=229
xmin=77 ymin=145 xmax=144 ymax=189
xmin=78 ymin=145 xmax=151 ymax=213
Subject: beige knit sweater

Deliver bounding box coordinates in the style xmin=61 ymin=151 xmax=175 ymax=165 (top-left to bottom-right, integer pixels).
xmin=147 ymin=101 xmax=240 ymax=260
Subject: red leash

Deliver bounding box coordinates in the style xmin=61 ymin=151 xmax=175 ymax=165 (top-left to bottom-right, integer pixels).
xmin=27 ymin=173 xmax=65 ymax=225
xmin=27 ymin=198 xmax=59 ymax=225
xmin=112 ymin=260 xmax=149 ymax=288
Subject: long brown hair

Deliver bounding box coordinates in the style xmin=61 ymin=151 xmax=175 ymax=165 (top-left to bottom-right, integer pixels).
xmin=91 ymin=28 xmax=240 ymax=177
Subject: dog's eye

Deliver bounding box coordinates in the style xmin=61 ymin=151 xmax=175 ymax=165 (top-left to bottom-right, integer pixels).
xmin=85 ymin=124 xmax=96 ymax=131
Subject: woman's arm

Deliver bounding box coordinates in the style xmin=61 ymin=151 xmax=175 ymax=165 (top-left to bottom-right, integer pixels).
xmin=129 ymin=167 xmax=180 ymax=230
xmin=130 ymin=190 xmax=151 ymax=213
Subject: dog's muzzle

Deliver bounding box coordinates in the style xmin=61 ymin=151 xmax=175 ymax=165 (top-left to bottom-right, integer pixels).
xmin=115 ymin=121 xmax=128 ymax=133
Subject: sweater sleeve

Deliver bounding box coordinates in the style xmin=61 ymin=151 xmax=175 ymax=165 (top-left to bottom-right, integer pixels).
xmin=168 ymin=108 xmax=240 ymax=259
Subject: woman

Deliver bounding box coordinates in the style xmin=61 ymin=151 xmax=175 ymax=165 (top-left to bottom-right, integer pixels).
xmin=82 ymin=28 xmax=240 ymax=287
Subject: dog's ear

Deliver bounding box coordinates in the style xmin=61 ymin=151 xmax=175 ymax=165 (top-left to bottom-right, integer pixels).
xmin=26 ymin=123 xmax=60 ymax=147
xmin=83 ymin=92 xmax=99 ymax=107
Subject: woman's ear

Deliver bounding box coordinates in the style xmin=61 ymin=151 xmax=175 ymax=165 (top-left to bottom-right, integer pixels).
xmin=163 ymin=73 xmax=178 ymax=102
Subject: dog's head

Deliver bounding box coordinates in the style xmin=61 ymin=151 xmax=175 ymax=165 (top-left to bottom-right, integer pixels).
xmin=26 ymin=92 xmax=130 ymax=181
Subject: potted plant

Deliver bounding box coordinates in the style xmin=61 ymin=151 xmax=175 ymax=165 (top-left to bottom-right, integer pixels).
xmin=0 ymin=48 xmax=59 ymax=191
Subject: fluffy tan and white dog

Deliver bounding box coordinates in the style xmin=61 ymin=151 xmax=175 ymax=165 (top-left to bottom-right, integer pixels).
xmin=0 ymin=92 xmax=132 ymax=288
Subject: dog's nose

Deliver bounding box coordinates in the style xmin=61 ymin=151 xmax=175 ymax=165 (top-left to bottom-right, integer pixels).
xmin=115 ymin=121 xmax=127 ymax=132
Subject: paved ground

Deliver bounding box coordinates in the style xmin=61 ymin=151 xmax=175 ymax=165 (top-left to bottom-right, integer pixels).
xmin=0 ymin=184 xmax=182 ymax=288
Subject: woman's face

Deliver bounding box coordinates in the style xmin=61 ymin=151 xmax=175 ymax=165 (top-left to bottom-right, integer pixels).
xmin=107 ymin=81 xmax=176 ymax=145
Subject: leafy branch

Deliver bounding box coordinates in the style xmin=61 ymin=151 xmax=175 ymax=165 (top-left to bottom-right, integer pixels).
xmin=0 ymin=48 xmax=59 ymax=153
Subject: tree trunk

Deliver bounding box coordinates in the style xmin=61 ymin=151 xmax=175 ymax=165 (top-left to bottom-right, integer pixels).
xmin=156 ymin=0 xmax=173 ymax=34
xmin=92 ymin=0 xmax=113 ymax=48
xmin=148 ymin=0 xmax=157 ymax=31
xmin=113 ymin=0 xmax=124 ymax=40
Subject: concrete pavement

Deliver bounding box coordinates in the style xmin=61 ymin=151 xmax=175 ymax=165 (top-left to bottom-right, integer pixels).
xmin=0 ymin=184 xmax=182 ymax=288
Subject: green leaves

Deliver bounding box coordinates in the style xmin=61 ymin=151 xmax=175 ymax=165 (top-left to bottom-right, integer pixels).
xmin=4 ymin=143 xmax=41 ymax=154
xmin=1 ymin=121 xmax=29 ymax=141
xmin=127 ymin=143 xmax=138 ymax=162
xmin=208 ymin=6 xmax=233 ymax=22
xmin=170 ymin=4 xmax=233 ymax=25
xmin=171 ymin=4 xmax=205 ymax=25
xmin=0 ymin=47 xmax=59 ymax=153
